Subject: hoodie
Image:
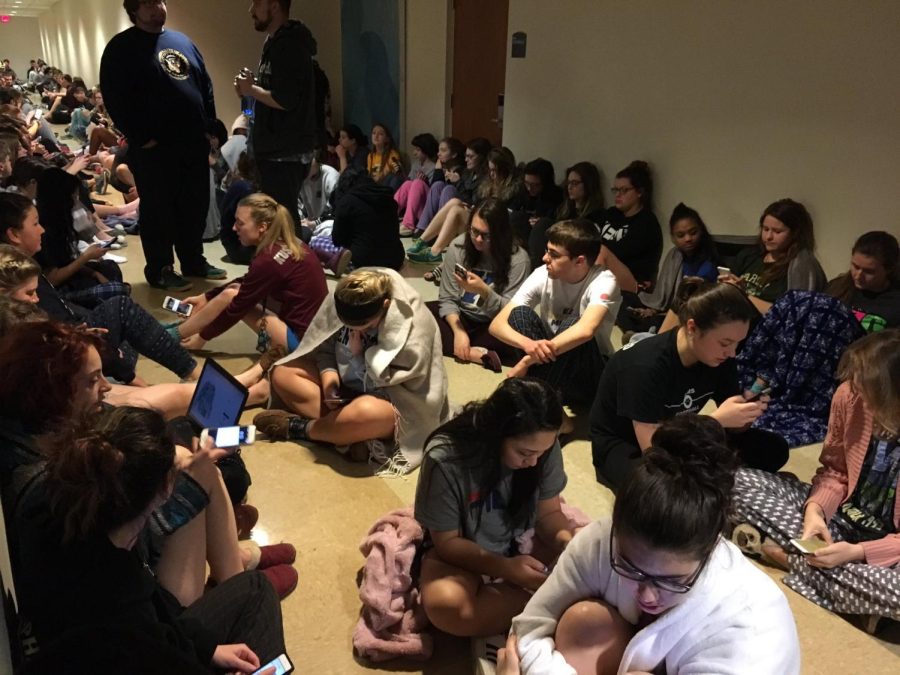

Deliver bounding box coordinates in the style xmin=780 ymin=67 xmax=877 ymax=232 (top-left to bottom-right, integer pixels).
xmin=332 ymin=182 xmax=405 ymax=270
xmin=251 ymin=20 xmax=318 ymax=159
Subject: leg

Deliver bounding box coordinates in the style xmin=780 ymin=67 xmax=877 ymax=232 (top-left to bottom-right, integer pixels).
xmin=257 ymin=160 xmax=311 ymax=240
xmin=242 ymin=311 xmax=291 ymax=352
xmin=269 ymin=357 xmax=325 ymax=418
xmin=394 ymin=180 xmax=411 ymax=212
xmin=179 ymin=570 xmax=285 ymax=664
xmin=555 ymin=599 xmax=635 ymax=675
xmin=526 ymin=314 xmax=605 ymax=404
xmin=175 ymin=286 xmax=240 ymax=339
xmin=88 ymin=296 xmax=199 ymax=380
xmin=430 ymin=203 xmax=470 ymax=255
xmin=128 ymin=145 xmax=177 ymax=282
xmin=306 ymin=395 xmax=396 ymax=446
xmin=415 ymin=181 xmax=446 ymax=233
xmin=419 ymin=552 xmax=530 ymax=637
xmin=403 ymin=179 xmax=429 ymax=228
xmin=419 ymin=197 xmax=462 ymax=243
xmin=731 ymin=468 xmax=809 ymax=549
xmin=89 ymin=126 xmax=119 ymax=155
xmin=591 ymin=435 xmax=642 ymax=493
xmin=104 ymin=383 xmax=195 ymax=419
xmin=172 ymin=144 xmax=212 ymax=275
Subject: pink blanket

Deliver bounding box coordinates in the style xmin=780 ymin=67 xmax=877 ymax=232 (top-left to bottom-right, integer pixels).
xmin=352 ymin=507 xmax=433 ymax=662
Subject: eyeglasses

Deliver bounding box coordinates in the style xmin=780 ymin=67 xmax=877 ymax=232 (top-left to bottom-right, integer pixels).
xmin=610 ymin=186 xmax=635 ymax=196
xmin=544 ymin=247 xmax=568 ymax=260
xmin=566 ymin=179 xmax=583 ymax=187
xmin=464 ymin=152 xmax=477 ymax=160
xmin=469 ymin=226 xmax=491 ymax=241
xmin=608 ymin=533 xmax=713 ymax=594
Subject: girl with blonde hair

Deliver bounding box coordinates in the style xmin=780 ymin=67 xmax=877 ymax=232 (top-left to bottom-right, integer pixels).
xmin=172 ymin=192 xmax=329 ymax=352
xmin=732 ymin=328 xmax=900 ymax=624
xmin=255 ymin=267 xmax=449 ymax=472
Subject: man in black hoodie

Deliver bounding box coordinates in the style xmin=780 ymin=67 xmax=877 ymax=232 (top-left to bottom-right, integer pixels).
xmin=236 ymin=0 xmax=318 ymax=241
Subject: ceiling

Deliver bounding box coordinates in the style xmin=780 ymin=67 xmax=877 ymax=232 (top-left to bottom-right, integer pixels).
xmin=0 ymin=0 xmax=56 ymax=19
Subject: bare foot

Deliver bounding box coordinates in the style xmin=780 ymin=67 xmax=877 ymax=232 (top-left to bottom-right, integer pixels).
xmin=235 ymin=363 xmax=264 ymax=388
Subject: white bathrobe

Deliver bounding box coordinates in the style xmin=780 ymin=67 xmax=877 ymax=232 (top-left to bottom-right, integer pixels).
xmin=513 ymin=518 xmax=800 ymax=675
xmin=275 ymin=267 xmax=450 ymax=470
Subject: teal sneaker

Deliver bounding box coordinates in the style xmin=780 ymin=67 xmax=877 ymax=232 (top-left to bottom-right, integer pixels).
xmin=407 ymin=249 xmax=443 ymax=264
xmin=184 ymin=263 xmax=228 ymax=280
xmin=147 ymin=266 xmax=193 ymax=292
xmin=405 ymin=238 xmax=428 ymax=255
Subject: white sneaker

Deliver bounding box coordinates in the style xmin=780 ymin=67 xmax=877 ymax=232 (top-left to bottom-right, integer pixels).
xmin=111 ymin=224 xmax=126 ymax=232
xmin=472 ymin=634 xmax=506 ymax=675
xmin=103 ymin=253 xmax=127 ymax=264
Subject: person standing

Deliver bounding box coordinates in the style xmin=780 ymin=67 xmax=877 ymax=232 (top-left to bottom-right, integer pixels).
xmin=235 ymin=0 xmax=319 ymax=241
xmin=100 ymin=0 xmax=226 ymax=291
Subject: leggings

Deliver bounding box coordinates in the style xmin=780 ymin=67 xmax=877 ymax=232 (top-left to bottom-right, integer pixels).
xmin=415 ymin=181 xmax=458 ymax=235
xmin=394 ymin=178 xmax=429 ymax=229
xmin=592 ymin=426 xmax=790 ymax=493
xmin=426 ymin=301 xmax=520 ymax=366
xmin=88 ymin=295 xmax=197 ymax=382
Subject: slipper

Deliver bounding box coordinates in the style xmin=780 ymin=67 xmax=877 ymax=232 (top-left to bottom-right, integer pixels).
xmin=480 ymin=350 xmax=502 ymax=373
xmin=424 ymin=265 xmax=442 ymax=284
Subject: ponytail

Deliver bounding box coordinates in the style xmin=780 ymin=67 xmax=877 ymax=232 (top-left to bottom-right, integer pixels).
xmin=613 ymin=414 xmax=738 ymax=557
xmin=238 ymin=193 xmax=305 ymax=262
xmin=674 ymin=278 xmax=757 ymax=330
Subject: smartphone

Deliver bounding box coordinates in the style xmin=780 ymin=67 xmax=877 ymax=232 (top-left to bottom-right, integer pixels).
xmin=200 ymin=425 xmax=256 ymax=448
xmin=325 ymin=397 xmax=351 ymax=405
xmin=745 ymin=386 xmax=772 ymax=402
xmin=162 ymin=296 xmax=193 ymax=317
xmin=790 ymin=537 xmax=828 ymax=554
xmin=98 ymin=239 xmax=116 ymax=249
xmin=454 ymin=263 xmax=468 ymax=277
xmin=252 ymin=653 xmax=293 ymax=675
xmin=717 ymin=266 xmax=732 ymax=277
xmin=34 ymin=108 xmax=44 ymax=119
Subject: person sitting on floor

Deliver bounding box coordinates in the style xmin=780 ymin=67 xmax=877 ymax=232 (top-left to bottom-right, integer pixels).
xmin=718 ymin=197 xmax=826 ymax=314
xmin=10 ymin=405 xmax=288 ymax=673
xmin=367 ymin=122 xmax=403 ymax=190
xmin=254 ymin=268 xmax=449 ymax=473
xmin=404 ymin=136 xmax=466 ymax=238
xmin=298 ymin=147 xmax=340 ymax=234
xmin=591 ymin=279 xmax=790 ymax=492
xmin=731 ymin=329 xmax=900 ymax=627
xmin=219 ymin=151 xmax=259 ymax=266
xmin=393 ymin=132 xmax=438 ymax=229
xmin=426 ymin=198 xmax=530 ymax=372
xmin=416 ymin=378 xmax=577 ymax=637
xmin=171 ymin=193 xmax=329 ymax=352
xmin=489 ymin=219 xmax=620 ymax=408
xmin=825 ymin=230 xmax=900 ymax=332
xmin=335 ymin=123 xmax=368 ymax=173
xmin=509 ymin=158 xmax=564 ymax=256
xmin=616 ymin=202 xmax=720 ymax=336
xmin=512 ymin=414 xmax=800 ymax=675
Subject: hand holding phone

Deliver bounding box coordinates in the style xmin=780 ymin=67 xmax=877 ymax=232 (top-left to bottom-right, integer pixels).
xmin=454 ymin=263 xmax=468 ymax=278
xmin=790 ymin=537 xmax=828 ymax=555
xmin=199 ymin=425 xmax=256 ymax=449
xmin=163 ymin=296 xmax=194 ymax=317
xmin=745 ymin=386 xmax=772 ymax=403
xmin=253 ymin=653 xmax=293 ymax=675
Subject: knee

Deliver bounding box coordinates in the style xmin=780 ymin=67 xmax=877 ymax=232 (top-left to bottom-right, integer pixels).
xmin=220 ymin=286 xmax=240 ymax=302
xmin=351 ymin=395 xmax=394 ymax=424
xmin=508 ymin=305 xmax=533 ymax=326
xmin=556 ymin=599 xmax=631 ymax=652
xmin=421 ymin=581 xmax=476 ymax=637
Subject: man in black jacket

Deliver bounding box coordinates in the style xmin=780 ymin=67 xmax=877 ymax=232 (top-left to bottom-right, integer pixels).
xmin=236 ymin=0 xmax=318 ymax=240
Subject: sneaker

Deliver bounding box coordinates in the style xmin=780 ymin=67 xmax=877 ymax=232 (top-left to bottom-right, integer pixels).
xmin=731 ymin=523 xmax=762 ymax=557
xmin=472 ymin=634 xmax=506 ymax=675
xmin=253 ymin=409 xmax=309 ymax=440
xmin=407 ymin=248 xmax=443 ymax=264
xmin=234 ymin=503 xmax=259 ymax=540
xmin=111 ymin=223 xmax=126 ymax=232
xmin=183 ymin=263 xmax=227 ymax=280
xmin=148 ymin=266 xmax=193 ymax=292
xmin=261 ymin=564 xmax=299 ymax=599
xmin=405 ymin=238 xmax=428 ymax=255
xmin=398 ymin=224 xmax=416 ymax=238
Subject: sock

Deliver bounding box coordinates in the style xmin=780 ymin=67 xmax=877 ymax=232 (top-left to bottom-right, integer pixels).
xmin=287 ymin=417 xmax=311 ymax=440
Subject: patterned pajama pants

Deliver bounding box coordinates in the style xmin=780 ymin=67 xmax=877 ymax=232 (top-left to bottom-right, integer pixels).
xmin=732 ymin=468 xmax=900 ymax=618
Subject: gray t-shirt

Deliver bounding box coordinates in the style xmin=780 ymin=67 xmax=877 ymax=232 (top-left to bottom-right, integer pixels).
xmin=414 ymin=434 xmax=567 ymax=556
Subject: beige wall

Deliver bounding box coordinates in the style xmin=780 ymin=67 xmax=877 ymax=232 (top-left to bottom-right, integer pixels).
xmin=37 ymin=0 xmax=343 ymax=131
xmin=404 ymin=0 xmax=450 ymax=142
xmin=0 ymin=16 xmax=44 ymax=77
xmin=503 ymin=0 xmax=900 ymax=277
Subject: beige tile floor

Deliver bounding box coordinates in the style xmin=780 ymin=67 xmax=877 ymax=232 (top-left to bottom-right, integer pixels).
xmin=116 ymin=210 xmax=900 ymax=673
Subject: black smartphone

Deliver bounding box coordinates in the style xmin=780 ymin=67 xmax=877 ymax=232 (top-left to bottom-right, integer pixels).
xmin=746 ymin=386 xmax=772 ymax=402
xmin=454 ymin=263 xmax=468 ymax=277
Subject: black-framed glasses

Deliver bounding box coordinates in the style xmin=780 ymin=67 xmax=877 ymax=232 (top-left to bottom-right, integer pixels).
xmin=610 ymin=186 xmax=634 ymax=196
xmin=544 ymin=247 xmax=568 ymax=260
xmin=608 ymin=533 xmax=713 ymax=594
xmin=469 ymin=226 xmax=490 ymax=241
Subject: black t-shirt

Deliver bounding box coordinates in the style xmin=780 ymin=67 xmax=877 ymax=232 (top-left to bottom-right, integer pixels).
xmin=846 ymin=284 xmax=900 ymax=332
xmin=590 ymin=330 xmax=739 ymax=450
xmin=599 ymin=207 xmax=663 ymax=283
xmin=731 ymin=247 xmax=787 ymax=303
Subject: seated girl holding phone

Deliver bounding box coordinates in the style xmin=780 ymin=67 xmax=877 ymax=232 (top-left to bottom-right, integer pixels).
xmin=415 ymin=378 xmax=576 ymax=637
xmin=426 ymin=198 xmax=530 ymax=371
xmin=169 ymin=193 xmax=328 ymax=352
xmin=511 ymin=414 xmax=800 ymax=675
xmin=12 ymin=406 xmax=287 ymax=674
xmin=731 ymin=329 xmax=900 ymax=624
xmin=254 ymin=268 xmax=449 ymax=473
xmin=591 ymin=280 xmax=790 ymax=492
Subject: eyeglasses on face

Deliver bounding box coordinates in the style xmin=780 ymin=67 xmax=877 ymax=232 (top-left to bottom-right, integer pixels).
xmin=544 ymin=247 xmax=568 ymax=260
xmin=566 ymin=179 xmax=583 ymax=187
xmin=608 ymin=532 xmax=712 ymax=594
xmin=610 ymin=186 xmax=634 ymax=196
xmin=469 ymin=226 xmax=491 ymax=241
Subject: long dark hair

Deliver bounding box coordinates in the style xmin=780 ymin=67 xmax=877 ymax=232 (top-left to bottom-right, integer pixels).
xmin=465 ymin=137 xmax=492 ymax=177
xmin=420 ymin=378 xmax=562 ymax=532
xmin=35 ymin=167 xmax=81 ymax=265
xmin=757 ymin=198 xmax=816 ymax=285
xmin=43 ymin=406 xmax=176 ymax=543
xmin=463 ymin=197 xmax=516 ymax=293
xmin=669 ymin=202 xmax=718 ymax=265
xmin=558 ymin=161 xmax=603 ymax=219
xmin=826 ymin=230 xmax=899 ymax=305
xmin=613 ymin=414 xmax=739 ymax=558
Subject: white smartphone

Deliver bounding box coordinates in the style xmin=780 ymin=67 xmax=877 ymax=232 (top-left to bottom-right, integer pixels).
xmin=790 ymin=537 xmax=828 ymax=554
xmin=200 ymin=425 xmax=256 ymax=449
xmin=34 ymin=108 xmax=44 ymax=120
xmin=717 ymin=266 xmax=732 ymax=277
xmin=253 ymin=653 xmax=294 ymax=675
xmin=162 ymin=296 xmax=193 ymax=317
